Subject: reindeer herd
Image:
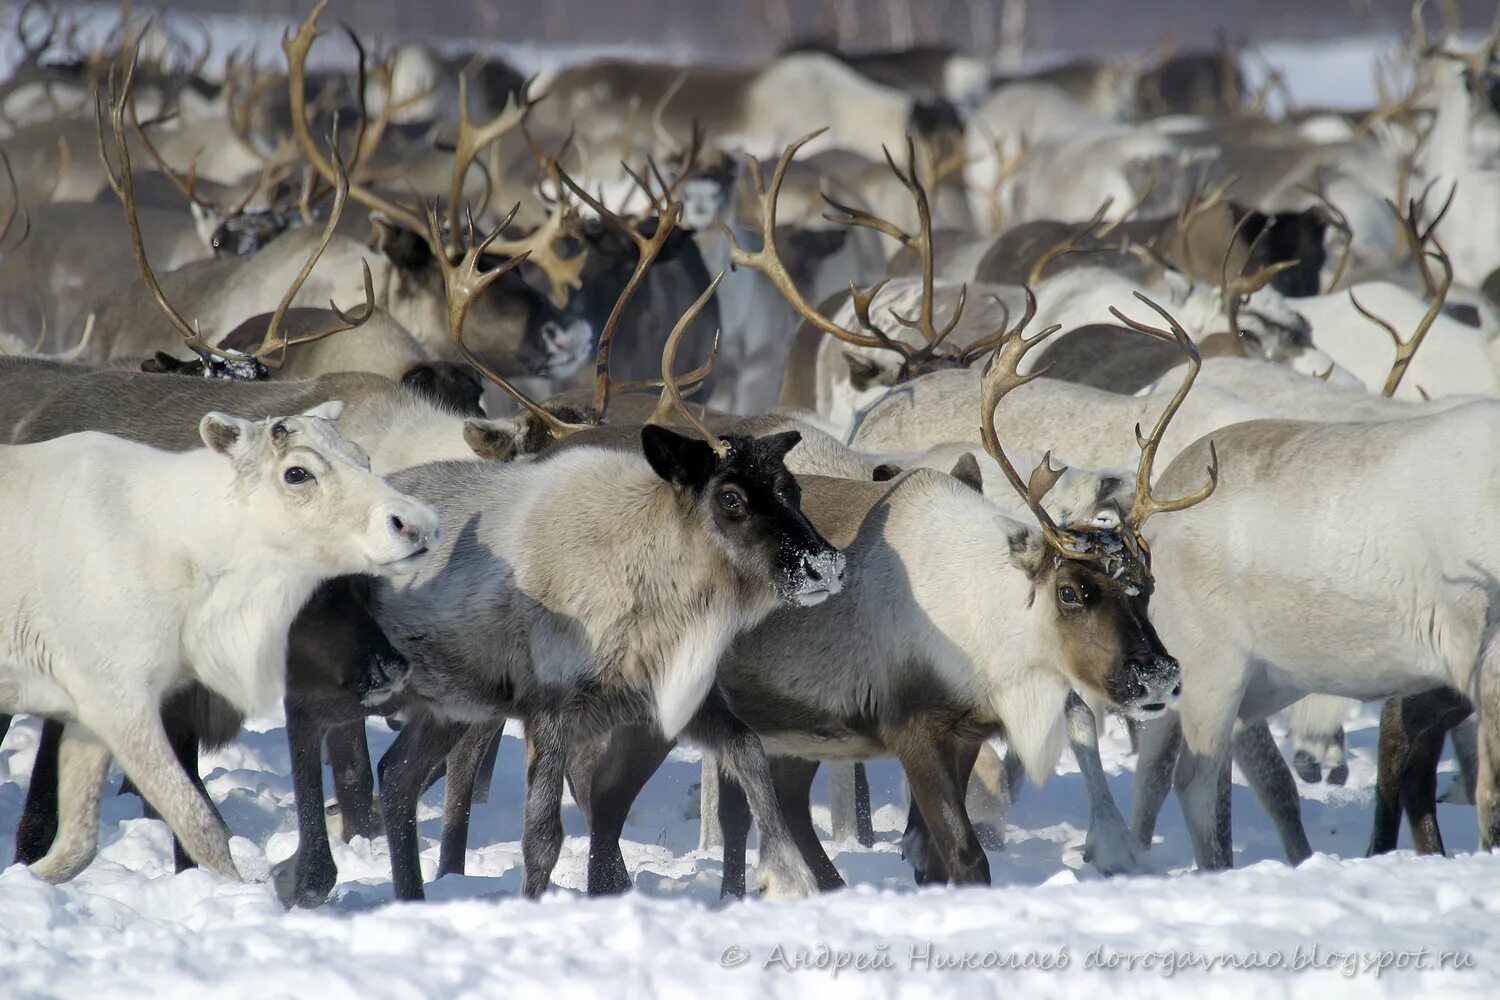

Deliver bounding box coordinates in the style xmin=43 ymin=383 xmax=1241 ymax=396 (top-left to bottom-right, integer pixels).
xmin=0 ymin=0 xmax=1498 ymax=908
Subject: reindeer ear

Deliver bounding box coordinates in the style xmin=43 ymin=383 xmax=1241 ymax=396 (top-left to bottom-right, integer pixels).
xmin=949 ymin=453 xmax=984 ymax=493
xmin=463 ymin=418 xmax=519 ymax=461
xmin=373 ymin=215 xmax=432 ymax=272
xmin=844 ymin=352 xmax=890 ymax=392
xmin=200 ymin=412 xmax=252 ymax=455
xmin=301 ymin=400 xmax=344 ymax=421
xmin=641 ymin=425 xmax=717 ymax=490
xmin=759 ymin=430 xmax=801 ymax=461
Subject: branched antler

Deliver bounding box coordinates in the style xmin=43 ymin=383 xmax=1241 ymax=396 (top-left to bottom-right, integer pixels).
xmin=721 ymin=129 xmax=975 ymax=377
xmin=1349 ymin=243 xmax=1453 ymax=397
xmin=1294 ymin=177 xmax=1354 ymax=293
xmin=99 ymin=39 xmax=370 ymax=374
xmin=1386 ymin=178 xmax=1456 ymax=300
xmin=1028 ymin=197 xmax=1114 ymax=286
xmin=1217 ymin=210 xmax=1301 ymax=356
xmin=1108 ymin=293 xmax=1221 ymax=545
xmin=646 ymin=272 xmax=730 ymax=458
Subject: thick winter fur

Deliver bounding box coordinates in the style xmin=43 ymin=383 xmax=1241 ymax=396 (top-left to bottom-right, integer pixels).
xmin=851 ymin=357 xmax=1465 ymax=469
xmin=570 ymin=467 xmax=1173 ymax=894
xmin=2 ymin=361 xmax=479 ymax=474
xmin=0 ymin=409 xmax=438 ymax=882
xmin=1136 ymin=402 xmax=1500 ymax=869
xmin=366 ymin=430 xmax=844 ymax=899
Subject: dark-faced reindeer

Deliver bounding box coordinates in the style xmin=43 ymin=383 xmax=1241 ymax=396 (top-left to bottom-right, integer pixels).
xmin=264 ymin=199 xmax=839 ymax=902
xmin=440 ymin=293 xmax=1217 ymax=896
xmin=0 ymin=401 xmax=438 ymax=883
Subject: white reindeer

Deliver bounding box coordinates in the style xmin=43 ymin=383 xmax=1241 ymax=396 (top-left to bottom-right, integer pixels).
xmin=0 ymin=404 xmax=440 ymax=883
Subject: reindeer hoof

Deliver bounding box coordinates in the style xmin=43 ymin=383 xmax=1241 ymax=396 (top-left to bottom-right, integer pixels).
xmin=1292 ymin=749 xmax=1322 ymax=784
xmin=272 ymin=852 xmax=336 ymax=909
xmin=1325 ymin=762 xmax=1349 ymax=787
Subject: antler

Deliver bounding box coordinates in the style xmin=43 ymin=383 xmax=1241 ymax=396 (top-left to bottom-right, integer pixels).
xmin=256 ymin=138 xmax=376 ymax=368
xmin=1107 ymin=293 xmax=1220 ymax=542
xmin=1217 ymin=210 xmax=1301 ymax=356
xmin=100 ymin=40 xmax=370 ymax=372
xmin=824 ymin=136 xmax=967 ymax=355
xmin=646 ymin=272 xmax=729 ymax=458
xmin=446 ymin=74 xmax=540 ymax=245
xmin=96 ymin=44 xmax=242 ymax=364
xmin=423 ymin=202 xmax=590 ymax=439
xmin=1294 ymin=177 xmax=1354 ymax=293
xmin=556 ymin=160 xmax=685 ymax=419
xmin=956 ymin=286 xmax=1036 ymax=366
xmin=976 ymin=306 xmax=1077 ymax=552
xmin=1386 ymin=179 xmax=1456 ymax=301
xmin=723 ymin=130 xmax=969 ymax=375
xmin=1349 ymin=243 xmax=1453 ymax=397
xmin=1027 ymin=196 xmax=1114 ymax=286
xmin=1175 ymin=173 xmax=1240 ymax=280
xmin=976 ymin=124 xmax=1027 ymax=231
xmin=285 ymin=2 xmax=428 ymax=236
xmin=716 ymin=130 xmax=886 ymax=352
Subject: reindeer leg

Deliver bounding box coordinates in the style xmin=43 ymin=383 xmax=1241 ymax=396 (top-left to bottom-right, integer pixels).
xmin=1069 ymin=694 xmax=1151 ymax=874
xmin=84 ymin=697 xmax=237 ymax=878
xmin=470 ymin=725 xmax=504 ymax=805
xmin=326 ymin=720 xmax=379 ymax=841
xmin=582 ymin=724 xmax=673 ymax=896
xmin=900 ymin=796 xmax=942 ymax=884
xmin=520 ymin=709 xmax=571 ymax=900
xmin=159 ymin=705 xmax=210 ymax=874
xmin=438 ymin=721 xmax=504 ymax=879
xmin=275 ymin=696 xmax=349 ymax=907
xmin=1369 ymin=697 xmax=1412 ymax=855
xmin=1234 ymin=719 xmax=1312 ymax=864
xmin=887 ymin=722 xmax=989 ymax=885
xmin=965 ymin=742 xmax=1009 ymax=850
xmin=717 ymin=758 xmax=752 ymax=899
xmin=771 ymin=756 xmax=844 ymax=891
xmin=1399 ymin=687 xmax=1471 ymax=855
xmin=1173 ymin=674 xmax=1242 ymax=871
xmin=682 ymin=688 xmax=817 ymax=898
xmin=29 ymin=723 xmax=111 ymax=884
xmin=15 ymin=718 xmax=64 ymax=865
xmin=1445 ymin=716 xmax=1479 ymax=804
xmin=1131 ymin=712 xmax=1181 ymax=847
xmin=379 ymin=713 xmax=467 ymax=901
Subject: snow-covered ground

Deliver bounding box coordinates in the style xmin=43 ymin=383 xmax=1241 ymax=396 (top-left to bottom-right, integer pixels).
xmin=0 ymin=702 xmax=1494 ymax=997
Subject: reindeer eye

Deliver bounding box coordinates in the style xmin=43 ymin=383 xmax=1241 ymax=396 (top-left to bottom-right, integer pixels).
xmin=717 ymin=489 xmax=745 ymax=514
xmin=283 ymin=467 xmax=313 ymax=485
xmin=1058 ymin=585 xmax=1082 ymax=607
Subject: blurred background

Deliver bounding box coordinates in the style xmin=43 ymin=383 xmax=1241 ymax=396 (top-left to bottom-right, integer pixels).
xmin=34 ymin=1 xmax=1490 ymax=59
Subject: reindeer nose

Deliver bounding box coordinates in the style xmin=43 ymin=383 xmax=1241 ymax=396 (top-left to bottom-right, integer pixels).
xmin=390 ymin=514 xmax=413 ymax=539
xmin=803 ymin=550 xmax=847 ymax=588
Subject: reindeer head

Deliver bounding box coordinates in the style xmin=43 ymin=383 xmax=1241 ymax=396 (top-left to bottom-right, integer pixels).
xmin=643 ymin=426 xmax=845 ymax=608
xmin=980 ymin=292 xmax=1219 ymax=719
xmin=199 ymin=402 xmax=440 ymax=578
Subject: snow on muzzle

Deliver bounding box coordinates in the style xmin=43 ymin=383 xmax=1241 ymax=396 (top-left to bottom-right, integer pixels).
xmin=789 ymin=549 xmax=847 ymax=607
xmin=1118 ymin=655 xmax=1182 ymax=720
